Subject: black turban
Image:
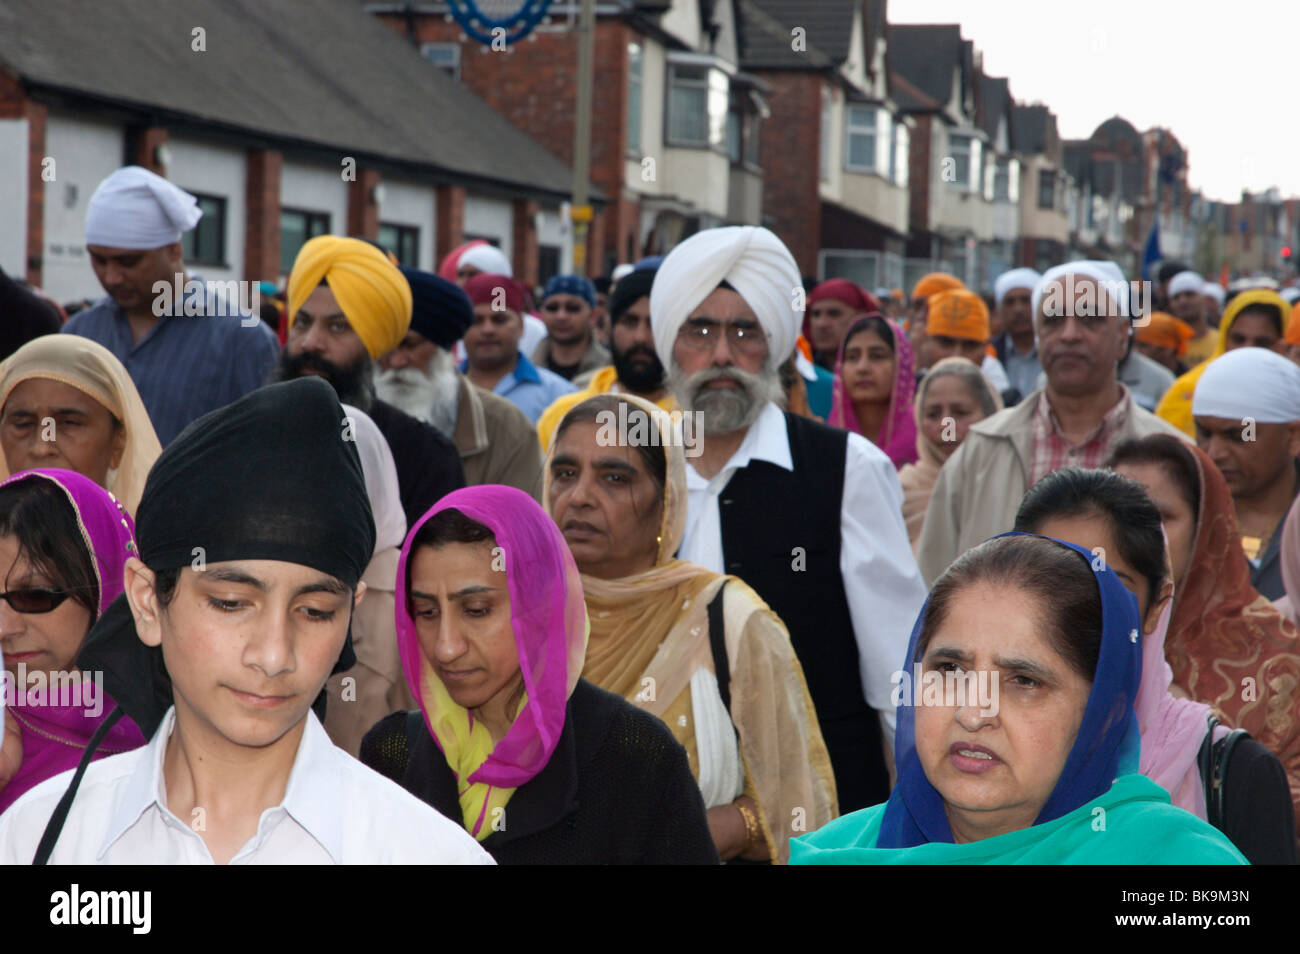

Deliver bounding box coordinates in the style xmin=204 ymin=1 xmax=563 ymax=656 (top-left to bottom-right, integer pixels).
xmin=607 ymin=267 xmax=657 ymax=323
xmin=77 ymin=377 xmax=373 ymax=738
xmin=400 ymin=265 xmax=474 ymax=348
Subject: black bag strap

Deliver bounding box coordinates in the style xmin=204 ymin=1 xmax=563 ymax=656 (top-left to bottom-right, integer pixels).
xmin=707 ymin=580 xmax=731 ymax=715
xmin=1198 ymin=714 xmax=1249 ymax=833
xmin=33 ymin=705 xmax=125 ymax=865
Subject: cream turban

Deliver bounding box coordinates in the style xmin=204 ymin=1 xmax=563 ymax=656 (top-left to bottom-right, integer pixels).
xmin=84 ymin=166 xmax=202 ymax=250
xmin=458 ymin=244 xmax=513 ymax=278
xmin=1192 ymin=347 xmax=1300 ymax=423
xmin=650 ymin=226 xmax=801 ymax=366
xmin=993 ymin=267 xmax=1041 ymax=308
xmin=1167 ymin=270 xmax=1205 ymax=298
xmin=1202 ymin=281 xmax=1226 ymax=306
xmin=286 ymin=236 xmax=413 ymax=359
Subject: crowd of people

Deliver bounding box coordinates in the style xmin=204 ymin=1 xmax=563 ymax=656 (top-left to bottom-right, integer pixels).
xmin=1 ymin=163 xmax=1298 ymax=864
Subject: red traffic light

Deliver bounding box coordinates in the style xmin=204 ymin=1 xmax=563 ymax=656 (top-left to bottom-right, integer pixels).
xmin=1284 ymin=246 xmax=1294 ymax=258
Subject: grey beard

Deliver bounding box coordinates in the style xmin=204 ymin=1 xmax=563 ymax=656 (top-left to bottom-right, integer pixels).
xmin=667 ymin=359 xmax=784 ymax=436
xmin=374 ymin=351 xmax=461 ymax=438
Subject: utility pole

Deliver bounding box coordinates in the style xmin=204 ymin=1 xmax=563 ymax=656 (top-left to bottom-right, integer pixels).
xmin=570 ymin=0 xmax=596 ymax=275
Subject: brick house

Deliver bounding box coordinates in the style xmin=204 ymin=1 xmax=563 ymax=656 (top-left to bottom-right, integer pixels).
xmin=1011 ymin=104 xmax=1069 ymax=272
xmin=0 ymin=0 xmax=585 ymax=301
xmin=888 ymin=24 xmax=993 ymax=292
xmin=734 ymin=0 xmax=909 ymax=287
xmin=369 ymin=0 xmax=765 ymax=277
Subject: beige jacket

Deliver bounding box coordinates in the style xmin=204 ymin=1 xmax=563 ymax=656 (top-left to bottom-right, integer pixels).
xmin=915 ymin=386 xmax=1186 ymax=586
xmin=453 ymin=373 xmax=545 ymax=501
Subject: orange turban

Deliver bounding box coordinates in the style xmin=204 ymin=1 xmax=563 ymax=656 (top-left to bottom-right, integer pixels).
xmin=911 ymin=272 xmax=965 ymax=301
xmin=287 ymin=235 xmax=413 ymax=359
xmin=1136 ymin=312 xmax=1195 ymax=356
xmin=1288 ymin=302 xmax=1300 ymax=347
xmin=926 ymin=289 xmax=989 ymax=341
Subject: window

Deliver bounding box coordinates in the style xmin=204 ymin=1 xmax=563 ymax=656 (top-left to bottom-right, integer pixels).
xmin=993 ymin=159 xmax=1010 ymax=201
xmin=726 ymin=109 xmax=741 ymax=163
xmin=726 ymin=93 xmax=762 ymax=167
xmin=819 ymin=250 xmax=879 ymax=288
xmin=280 ymin=209 xmax=330 ymax=275
xmin=845 ymin=104 xmax=877 ymax=173
xmin=819 ymin=87 xmax=833 ymax=181
xmin=667 ymin=64 xmax=727 ymax=148
xmin=421 ymin=43 xmax=461 ymax=81
xmin=378 ymin=223 xmax=419 ymax=266
xmin=627 ymin=43 xmax=643 ymax=154
xmin=182 ymin=193 xmax=225 ymax=266
xmin=744 ymin=109 xmax=760 ymax=166
xmin=538 ymin=245 xmax=561 ymax=286
xmin=890 ymin=121 xmax=909 ymax=187
xmin=1038 ymin=169 xmax=1057 ymax=210
xmin=948 ymin=133 xmax=972 ymax=190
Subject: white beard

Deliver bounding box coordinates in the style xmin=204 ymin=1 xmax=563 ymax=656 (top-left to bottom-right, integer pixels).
xmin=374 ymin=350 xmax=461 ymax=438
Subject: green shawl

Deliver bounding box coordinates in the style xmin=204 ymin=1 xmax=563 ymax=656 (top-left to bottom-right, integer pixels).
xmin=790 ymin=775 xmax=1247 ymax=865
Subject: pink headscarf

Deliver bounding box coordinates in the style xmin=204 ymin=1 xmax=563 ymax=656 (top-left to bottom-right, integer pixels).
xmin=1134 ymin=559 xmax=1227 ymax=820
xmin=395 ymin=485 xmax=588 ymax=797
xmin=0 ymin=469 xmax=146 ymax=813
xmin=828 ymin=315 xmax=918 ymax=468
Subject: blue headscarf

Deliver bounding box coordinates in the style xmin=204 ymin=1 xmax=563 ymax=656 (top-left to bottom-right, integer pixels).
xmin=877 ymin=532 xmax=1143 ymax=848
xmin=542 ymin=274 xmax=596 ymax=307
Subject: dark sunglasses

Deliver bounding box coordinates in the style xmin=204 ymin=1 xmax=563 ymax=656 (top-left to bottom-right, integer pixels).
xmin=542 ymin=300 xmax=586 ymax=314
xmin=0 ymin=587 xmax=72 ymax=614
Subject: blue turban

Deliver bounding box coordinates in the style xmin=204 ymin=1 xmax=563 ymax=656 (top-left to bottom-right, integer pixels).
xmin=399 ymin=265 xmax=474 ymax=349
xmin=541 ymin=274 xmax=596 ymax=307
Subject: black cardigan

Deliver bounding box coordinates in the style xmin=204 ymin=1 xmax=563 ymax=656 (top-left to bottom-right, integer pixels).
xmin=1215 ymin=735 xmax=1297 ymax=864
xmin=360 ymin=679 xmax=720 ymax=865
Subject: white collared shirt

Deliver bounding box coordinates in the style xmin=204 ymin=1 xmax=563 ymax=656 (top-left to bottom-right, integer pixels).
xmin=679 ymin=402 xmax=928 ymax=737
xmin=0 ymin=707 xmax=493 ymax=865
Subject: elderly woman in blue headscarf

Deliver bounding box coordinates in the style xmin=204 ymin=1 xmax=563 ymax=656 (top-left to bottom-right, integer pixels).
xmin=792 ymin=532 xmax=1247 ymax=863
xmin=533 ymin=274 xmax=610 ymax=383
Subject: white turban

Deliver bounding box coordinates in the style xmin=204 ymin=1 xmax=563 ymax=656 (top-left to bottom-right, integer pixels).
xmin=611 ymin=263 xmax=634 ymax=282
xmin=1167 ymin=270 xmax=1205 ymax=298
xmin=84 ymin=166 xmax=202 ymax=249
xmin=1201 ymin=281 xmax=1226 ymax=306
xmin=993 ymin=267 xmax=1041 ymax=308
xmin=341 ymin=404 xmax=406 ymax=555
xmin=1192 ymin=347 xmax=1300 ymax=423
xmin=1281 ymin=287 xmax=1300 ymax=305
xmin=458 ymin=244 xmax=512 ymax=278
xmin=650 ymin=226 xmax=801 ymax=365
xmin=1031 ymin=261 xmax=1127 ymax=319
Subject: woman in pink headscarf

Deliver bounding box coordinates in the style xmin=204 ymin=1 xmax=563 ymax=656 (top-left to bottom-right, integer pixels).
xmin=827 ymin=314 xmax=918 ymax=469
xmin=1273 ymin=494 xmax=1300 ymax=627
xmin=360 ymin=484 xmax=718 ymax=863
xmin=0 ymin=469 xmax=146 ymax=812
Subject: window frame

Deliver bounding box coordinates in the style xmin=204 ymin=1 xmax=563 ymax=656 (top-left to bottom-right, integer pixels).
xmin=280 ymin=207 xmax=331 ymax=276
xmin=378 ymin=222 xmax=420 ymax=267
xmin=844 ymin=103 xmax=879 ymax=174
xmin=181 ymin=192 xmax=227 ymax=267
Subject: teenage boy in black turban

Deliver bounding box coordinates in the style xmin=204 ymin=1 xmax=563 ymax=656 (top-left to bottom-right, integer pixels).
xmin=1 ymin=378 xmax=491 ymax=865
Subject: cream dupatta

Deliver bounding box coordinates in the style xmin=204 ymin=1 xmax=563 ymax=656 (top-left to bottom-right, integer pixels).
xmin=544 ymin=394 xmax=838 ymax=862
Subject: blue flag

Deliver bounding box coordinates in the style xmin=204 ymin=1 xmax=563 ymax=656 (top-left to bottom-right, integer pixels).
xmin=1141 ymin=222 xmax=1161 ymax=282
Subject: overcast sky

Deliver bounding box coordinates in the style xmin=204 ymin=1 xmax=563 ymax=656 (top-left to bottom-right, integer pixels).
xmin=887 ymin=0 xmax=1298 ymax=203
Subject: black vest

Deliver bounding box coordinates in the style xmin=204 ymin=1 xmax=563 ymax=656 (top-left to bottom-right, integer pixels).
xmin=717 ymin=411 xmax=889 ymax=811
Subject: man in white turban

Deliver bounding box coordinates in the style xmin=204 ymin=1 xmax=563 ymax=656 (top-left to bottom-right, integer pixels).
xmin=1192 ymin=346 xmax=1300 ymax=599
xmin=649 ymin=225 xmax=927 ymax=815
xmin=1167 ymin=270 xmax=1216 ymax=366
xmin=450 ymin=243 xmax=547 ymax=359
xmin=64 ymin=166 xmax=277 ymax=445
xmin=1202 ymin=280 xmax=1226 ymax=328
xmin=990 ymin=267 xmax=1041 ymax=402
xmin=918 ymin=261 xmax=1184 ymax=584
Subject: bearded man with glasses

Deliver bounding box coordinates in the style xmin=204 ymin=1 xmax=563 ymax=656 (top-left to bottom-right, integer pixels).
xmin=649 ymin=225 xmax=928 ymax=814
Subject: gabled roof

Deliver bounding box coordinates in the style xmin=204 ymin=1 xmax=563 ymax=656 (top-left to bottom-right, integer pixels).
xmin=1011 ymin=104 xmax=1050 ymax=154
xmin=888 ymin=23 xmax=963 ymax=110
xmin=736 ymin=0 xmax=856 ymax=70
xmin=0 ymin=0 xmax=585 ymax=201
xmin=976 ymin=74 xmax=1010 ymax=142
xmin=890 ymin=70 xmax=941 ymax=112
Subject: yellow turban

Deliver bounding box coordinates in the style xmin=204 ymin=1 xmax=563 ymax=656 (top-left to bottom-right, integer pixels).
xmin=286 ymin=236 xmax=413 ymax=359
xmin=911 ymin=272 xmax=965 ymax=301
